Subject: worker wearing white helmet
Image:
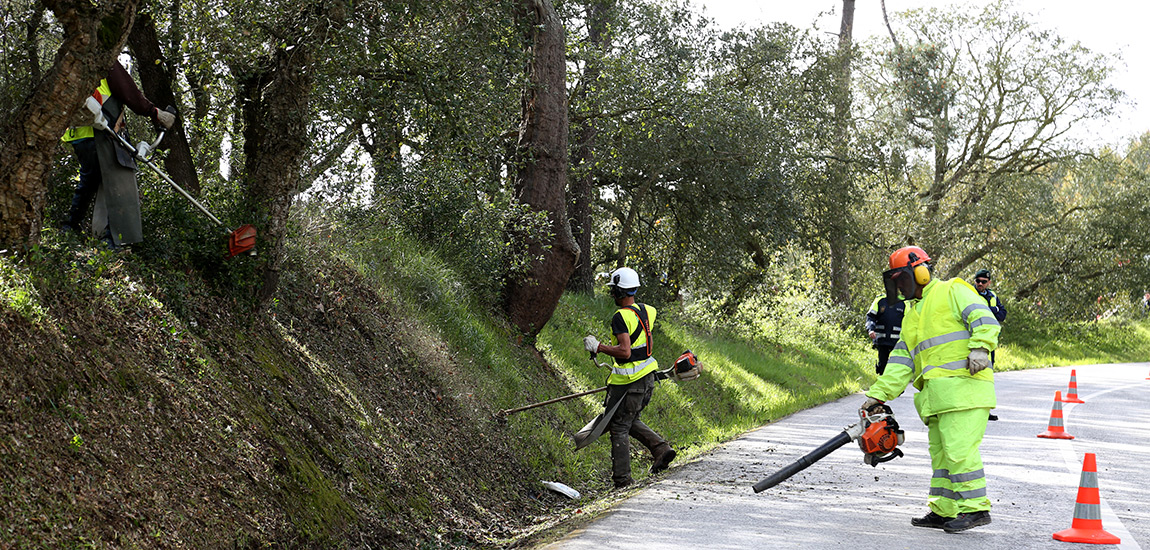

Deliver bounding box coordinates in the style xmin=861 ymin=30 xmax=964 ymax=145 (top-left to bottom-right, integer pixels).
xmin=583 ymin=267 xmax=676 ymax=488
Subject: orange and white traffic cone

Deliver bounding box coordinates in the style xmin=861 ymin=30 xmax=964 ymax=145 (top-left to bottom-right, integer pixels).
xmin=1038 ymin=391 xmax=1075 ymax=439
xmin=1062 ymin=369 xmax=1085 ymax=404
xmin=1052 ymin=453 xmax=1120 ymax=544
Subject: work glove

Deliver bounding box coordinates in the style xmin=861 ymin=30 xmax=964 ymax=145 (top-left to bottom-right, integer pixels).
xmin=967 ymin=348 xmax=991 ymax=374
xmin=583 ymin=335 xmax=600 ymax=355
xmin=156 ymin=109 xmax=176 ymax=129
xmin=860 ymin=396 xmax=884 ymax=414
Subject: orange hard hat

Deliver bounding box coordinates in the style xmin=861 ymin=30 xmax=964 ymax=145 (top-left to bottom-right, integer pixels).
xmin=889 ymin=246 xmax=931 ymax=270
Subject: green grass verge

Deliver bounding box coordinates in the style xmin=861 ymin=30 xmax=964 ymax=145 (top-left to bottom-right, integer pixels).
xmin=332 ymin=228 xmax=1150 ymax=498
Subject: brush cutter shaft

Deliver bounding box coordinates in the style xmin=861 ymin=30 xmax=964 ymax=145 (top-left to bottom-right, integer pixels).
xmin=107 ymin=128 xmax=227 ymax=229
xmin=498 ymin=386 xmax=608 ymax=417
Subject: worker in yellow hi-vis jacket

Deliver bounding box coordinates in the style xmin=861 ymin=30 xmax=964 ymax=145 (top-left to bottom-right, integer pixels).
xmin=582 ymin=267 xmax=676 ymax=488
xmin=861 ymin=246 xmax=1000 ymax=534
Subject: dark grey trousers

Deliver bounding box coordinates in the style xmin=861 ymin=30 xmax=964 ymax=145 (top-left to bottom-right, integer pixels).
xmin=607 ymin=372 xmax=667 ymax=485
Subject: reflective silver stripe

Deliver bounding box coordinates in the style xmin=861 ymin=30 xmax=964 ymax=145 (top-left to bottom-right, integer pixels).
xmin=1074 ymin=502 xmax=1103 ymax=520
xmin=894 ymin=340 xmax=911 ymax=359
xmin=933 ymin=468 xmax=985 ymax=483
xmin=611 ymin=356 xmax=656 ymax=376
xmin=962 ymin=303 xmax=991 ymax=319
xmin=922 ymin=359 xmax=973 ymax=375
xmin=913 ymin=331 xmax=970 ymax=356
xmin=631 ymin=343 xmax=646 ymax=350
xmin=888 ymin=355 xmax=915 ymax=369
xmin=928 ymin=486 xmax=988 ymax=500
xmin=969 ymin=317 xmax=1000 ymax=328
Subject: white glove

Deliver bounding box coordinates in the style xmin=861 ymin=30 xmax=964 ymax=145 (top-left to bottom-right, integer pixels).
xmin=156 ymin=109 xmax=176 ymax=129
xmin=868 ymin=331 xmax=877 ymax=340
xmin=967 ymin=348 xmax=991 ymax=374
xmin=861 ymin=396 xmax=884 ymax=413
xmin=583 ymin=335 xmax=600 ymax=354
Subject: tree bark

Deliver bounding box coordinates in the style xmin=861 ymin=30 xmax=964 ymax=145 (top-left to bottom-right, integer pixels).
xmin=239 ymin=43 xmax=313 ymax=306
xmin=127 ymin=11 xmax=201 ymax=194
xmin=0 ymin=0 xmax=141 ymax=250
xmin=566 ymin=0 xmax=613 ymax=294
xmin=613 ymin=172 xmax=659 ymax=268
xmin=828 ymin=0 xmax=856 ymax=307
xmin=504 ymin=0 xmax=578 ymax=338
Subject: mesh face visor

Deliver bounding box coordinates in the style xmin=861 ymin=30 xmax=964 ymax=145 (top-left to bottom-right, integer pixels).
xmin=882 ymin=266 xmax=912 ymax=303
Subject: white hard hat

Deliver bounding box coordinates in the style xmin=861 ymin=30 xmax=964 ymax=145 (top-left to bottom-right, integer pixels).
xmin=608 ymin=267 xmax=640 ymax=293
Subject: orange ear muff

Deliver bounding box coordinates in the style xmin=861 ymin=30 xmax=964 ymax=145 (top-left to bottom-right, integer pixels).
xmin=913 ymin=264 xmax=931 ymax=285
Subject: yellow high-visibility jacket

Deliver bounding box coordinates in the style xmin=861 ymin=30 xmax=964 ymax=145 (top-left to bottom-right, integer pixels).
xmin=608 ymin=304 xmax=659 ymax=385
xmin=866 ymin=278 xmax=1000 ymax=419
xmin=62 ymin=79 xmax=112 ymax=143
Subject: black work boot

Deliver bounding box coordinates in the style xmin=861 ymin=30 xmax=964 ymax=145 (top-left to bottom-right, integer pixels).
xmin=910 ymin=511 xmax=952 ymax=529
xmin=650 ymin=444 xmax=677 ymax=474
xmin=943 ymin=511 xmax=992 ymax=533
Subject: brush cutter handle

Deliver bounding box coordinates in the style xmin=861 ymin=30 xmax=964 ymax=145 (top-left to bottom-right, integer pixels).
xmin=136 ymin=107 xmax=177 ymax=159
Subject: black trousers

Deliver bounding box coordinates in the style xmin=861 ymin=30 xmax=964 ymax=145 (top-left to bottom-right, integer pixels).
xmin=64 ymin=138 xmax=102 ymax=230
xmin=875 ymin=345 xmax=893 ymax=375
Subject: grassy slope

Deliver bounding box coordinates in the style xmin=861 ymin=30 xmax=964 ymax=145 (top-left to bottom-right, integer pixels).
xmin=3 ymin=229 xmax=1150 ymax=548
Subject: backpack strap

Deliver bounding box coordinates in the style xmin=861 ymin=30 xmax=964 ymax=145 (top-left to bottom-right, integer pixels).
xmin=626 ymin=304 xmax=652 ymax=358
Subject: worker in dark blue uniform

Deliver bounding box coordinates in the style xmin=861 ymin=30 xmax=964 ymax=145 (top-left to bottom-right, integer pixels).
xmin=973 ymin=268 xmax=1006 ymax=421
xmin=865 ymin=293 xmax=905 ymax=375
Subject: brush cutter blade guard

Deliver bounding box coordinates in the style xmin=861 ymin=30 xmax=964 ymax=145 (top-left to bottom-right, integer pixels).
xmin=227 ymin=224 xmax=257 ymax=258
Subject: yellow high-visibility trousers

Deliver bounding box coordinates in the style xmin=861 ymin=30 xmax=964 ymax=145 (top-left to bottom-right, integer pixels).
xmin=925 ymin=407 xmax=992 ymax=517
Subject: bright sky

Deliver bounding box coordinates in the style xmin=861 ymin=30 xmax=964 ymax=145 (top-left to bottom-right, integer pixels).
xmin=696 ymin=0 xmax=1150 ymax=147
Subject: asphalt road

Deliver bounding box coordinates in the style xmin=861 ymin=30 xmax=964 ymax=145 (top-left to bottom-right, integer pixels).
xmin=542 ymin=363 xmax=1149 ymax=549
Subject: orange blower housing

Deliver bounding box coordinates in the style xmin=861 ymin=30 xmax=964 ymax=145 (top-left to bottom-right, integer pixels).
xmin=858 ymin=408 xmax=905 ymax=466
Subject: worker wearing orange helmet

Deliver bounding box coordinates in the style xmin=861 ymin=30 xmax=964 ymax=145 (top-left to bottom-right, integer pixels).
xmin=860 ymin=246 xmax=1000 ymax=533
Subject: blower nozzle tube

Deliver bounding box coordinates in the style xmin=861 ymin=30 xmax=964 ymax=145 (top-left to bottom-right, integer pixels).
xmin=752 ymin=431 xmax=852 ymax=493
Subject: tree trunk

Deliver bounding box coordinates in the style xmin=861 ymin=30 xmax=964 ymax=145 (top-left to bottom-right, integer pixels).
xmin=504 ymin=0 xmax=578 ymax=338
xmin=566 ymin=0 xmax=613 ymax=294
xmin=613 ymin=172 xmax=658 ymax=268
xmin=828 ymin=0 xmax=856 ymax=307
xmin=238 ymin=43 xmax=313 ymax=306
xmin=23 ymin=5 xmax=46 ymax=86
xmin=127 ymin=12 xmax=201 ymax=194
xmin=0 ymin=0 xmax=141 ymax=250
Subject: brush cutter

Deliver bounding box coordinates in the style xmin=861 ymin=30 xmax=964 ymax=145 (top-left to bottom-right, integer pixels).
xmin=85 ymin=98 xmax=257 ymax=258
xmin=751 ymin=403 xmax=904 ymax=493
xmin=495 ymin=350 xmax=701 ymax=419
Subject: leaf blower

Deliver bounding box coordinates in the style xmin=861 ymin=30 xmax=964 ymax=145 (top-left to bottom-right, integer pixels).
xmin=752 ymin=403 xmax=904 ymax=493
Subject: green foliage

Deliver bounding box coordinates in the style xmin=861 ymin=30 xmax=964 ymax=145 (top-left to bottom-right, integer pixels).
xmin=0 ymin=251 xmax=47 ymax=323
xmin=995 ymin=305 xmax=1150 ymax=370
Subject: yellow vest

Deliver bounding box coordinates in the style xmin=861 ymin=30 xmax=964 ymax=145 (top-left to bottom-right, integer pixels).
xmin=867 ymin=278 xmax=1000 ymax=418
xmin=62 ymin=79 xmax=112 ymax=142
xmin=608 ymin=304 xmax=659 ymax=385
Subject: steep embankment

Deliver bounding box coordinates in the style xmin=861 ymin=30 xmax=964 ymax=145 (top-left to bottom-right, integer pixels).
xmin=0 ymin=240 xmax=570 ymax=548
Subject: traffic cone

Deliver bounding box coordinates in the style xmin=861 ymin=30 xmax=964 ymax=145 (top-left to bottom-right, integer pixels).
xmin=1062 ymin=369 xmax=1085 ymax=404
xmin=1052 ymin=453 xmax=1120 ymax=544
xmin=1037 ymin=391 xmax=1075 ymax=439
